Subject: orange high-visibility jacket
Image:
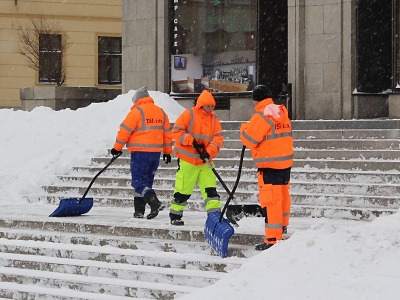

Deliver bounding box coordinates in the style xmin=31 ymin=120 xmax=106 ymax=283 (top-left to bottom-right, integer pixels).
xmin=240 ymin=98 xmax=294 ymax=169
xmin=113 ymin=96 xmax=173 ymax=154
xmin=173 ymin=90 xmax=224 ymax=166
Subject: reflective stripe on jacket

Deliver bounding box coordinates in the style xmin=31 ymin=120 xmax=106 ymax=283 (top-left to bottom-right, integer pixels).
xmin=173 ymin=90 xmax=224 ymax=165
xmin=113 ymin=96 xmax=173 ymax=153
xmin=240 ymin=98 xmax=294 ymax=169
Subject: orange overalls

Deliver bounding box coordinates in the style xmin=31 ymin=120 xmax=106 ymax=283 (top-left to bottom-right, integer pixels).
xmin=240 ymin=98 xmax=294 ymax=244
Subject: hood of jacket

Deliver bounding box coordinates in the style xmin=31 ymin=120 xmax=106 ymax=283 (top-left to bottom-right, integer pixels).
xmin=195 ymin=90 xmax=216 ymax=109
xmin=130 ymin=96 xmax=154 ymax=109
xmin=254 ymin=98 xmax=289 ymax=123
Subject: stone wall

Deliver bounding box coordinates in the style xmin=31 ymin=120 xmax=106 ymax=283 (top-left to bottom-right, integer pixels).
xmin=172 ymin=94 xmax=254 ymax=121
xmin=122 ymin=0 xmax=169 ymax=93
xmin=122 ymin=0 xmax=390 ymax=120
xmin=288 ymin=0 xmax=355 ymax=120
xmin=20 ymin=87 xmax=121 ymax=111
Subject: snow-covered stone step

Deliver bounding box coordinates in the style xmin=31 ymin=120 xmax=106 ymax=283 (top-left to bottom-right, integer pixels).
xmin=41 ymin=185 xmax=254 ymax=201
xmin=222 ymin=128 xmax=400 ymax=140
xmin=42 ymin=179 xmax=399 ymax=204
xmin=293 ymin=149 xmax=400 ymax=160
xmin=0 ymin=266 xmax=196 ymax=299
xmin=0 ymin=281 xmax=137 ymax=300
xmin=293 ymin=180 xmax=400 ymax=196
xmin=107 ymin=145 xmax=400 ymax=160
xmin=0 ymin=252 xmax=222 ymax=288
xmin=53 ymin=174 xmax=400 ymax=196
xmin=292 ymin=192 xmax=400 ymax=211
xmin=284 ymin=119 xmax=400 ymax=130
xmin=222 ymin=139 xmax=400 ymax=150
xmin=72 ymin=165 xmax=400 ymax=184
xmin=0 ymin=213 xmax=264 ymax=247
xmin=72 ymin=165 xmax=256 ymax=178
xmin=221 ymin=119 xmax=400 ymax=131
xmin=290 ymin=204 xmax=397 ymax=220
xmin=291 ymin=169 xmax=400 ymax=184
xmin=293 ymin=129 xmax=400 ymax=139
xmin=0 ymin=227 xmax=256 ymax=258
xmin=92 ymin=156 xmax=400 ymax=171
xmin=38 ymin=193 xmax=399 ymax=221
xmin=293 ymin=158 xmax=399 ymax=171
xmin=218 ymin=148 xmax=400 ymax=160
xmin=0 ymin=239 xmax=245 ymax=272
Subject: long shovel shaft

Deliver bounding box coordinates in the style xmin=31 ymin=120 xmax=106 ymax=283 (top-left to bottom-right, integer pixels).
xmin=203 ymin=146 xmax=246 ymax=222
xmin=49 ymin=152 xmax=122 ymax=217
xmin=204 ymin=159 xmax=231 ymax=194
xmin=80 ymin=152 xmax=121 ymax=202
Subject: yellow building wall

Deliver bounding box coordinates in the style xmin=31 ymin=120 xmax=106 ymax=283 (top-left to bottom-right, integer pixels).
xmin=0 ymin=0 xmax=122 ymax=108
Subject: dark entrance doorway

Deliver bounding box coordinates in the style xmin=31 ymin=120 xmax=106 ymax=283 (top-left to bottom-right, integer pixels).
xmin=257 ymin=0 xmax=288 ymax=96
xmin=356 ymin=0 xmax=392 ymax=93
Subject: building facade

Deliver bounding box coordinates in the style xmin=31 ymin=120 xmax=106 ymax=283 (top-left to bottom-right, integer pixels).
xmin=122 ymin=0 xmax=400 ymax=120
xmin=0 ymin=0 xmax=122 ymax=109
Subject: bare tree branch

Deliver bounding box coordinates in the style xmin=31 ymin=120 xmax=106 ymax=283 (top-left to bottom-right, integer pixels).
xmin=12 ymin=15 xmax=71 ymax=85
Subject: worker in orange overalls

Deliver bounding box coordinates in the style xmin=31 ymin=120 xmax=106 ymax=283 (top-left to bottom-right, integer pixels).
xmin=169 ymin=90 xmax=224 ymax=225
xmin=111 ymin=87 xmax=173 ymax=220
xmin=240 ymin=85 xmax=294 ymax=250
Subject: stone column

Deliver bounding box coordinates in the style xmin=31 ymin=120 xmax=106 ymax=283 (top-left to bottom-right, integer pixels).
xmin=288 ymin=0 xmax=356 ymax=120
xmin=122 ymin=0 xmax=169 ymax=93
xmin=288 ymin=0 xmax=305 ymax=119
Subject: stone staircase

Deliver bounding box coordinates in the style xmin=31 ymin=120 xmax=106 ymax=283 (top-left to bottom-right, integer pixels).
xmin=0 ymin=211 xmax=258 ymax=299
xmin=0 ymin=119 xmax=399 ymax=299
xmin=42 ymin=119 xmax=400 ymax=220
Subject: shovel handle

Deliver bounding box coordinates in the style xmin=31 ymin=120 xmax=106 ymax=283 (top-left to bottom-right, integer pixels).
xmin=195 ymin=143 xmax=246 ymax=222
xmin=218 ymin=145 xmax=246 ymax=221
xmin=79 ymin=152 xmax=121 ymax=202
xmin=203 ymin=158 xmax=232 ymax=194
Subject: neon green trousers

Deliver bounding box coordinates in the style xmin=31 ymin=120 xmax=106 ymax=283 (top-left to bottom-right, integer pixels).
xmin=170 ymin=159 xmax=221 ymax=216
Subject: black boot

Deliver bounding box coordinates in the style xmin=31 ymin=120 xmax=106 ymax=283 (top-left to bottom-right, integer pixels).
xmin=169 ymin=213 xmax=184 ymax=226
xmin=282 ymin=226 xmax=288 ymax=234
xmin=144 ymin=193 xmax=164 ymax=219
xmin=133 ymin=197 xmax=145 ymax=218
xmin=255 ymin=242 xmax=274 ymax=251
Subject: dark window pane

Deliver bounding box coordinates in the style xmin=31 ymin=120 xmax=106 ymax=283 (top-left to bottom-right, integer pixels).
xmin=97 ymin=36 xmax=122 ymax=84
xmin=98 ymin=56 xmax=109 ymax=83
xmin=110 ymin=38 xmax=121 ymax=53
xmin=110 ymin=56 xmax=121 ymax=82
xmin=39 ymin=34 xmax=62 ymax=83
xmin=98 ymin=37 xmax=108 ymax=53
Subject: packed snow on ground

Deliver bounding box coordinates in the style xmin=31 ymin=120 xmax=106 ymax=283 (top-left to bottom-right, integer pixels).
xmin=0 ymin=89 xmax=399 ymax=299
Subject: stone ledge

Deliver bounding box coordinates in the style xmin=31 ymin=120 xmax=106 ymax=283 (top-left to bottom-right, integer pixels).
xmin=352 ymin=93 xmax=389 ymax=119
xmin=388 ymin=93 xmax=400 ymax=118
xmin=20 ymin=86 xmax=122 ymax=111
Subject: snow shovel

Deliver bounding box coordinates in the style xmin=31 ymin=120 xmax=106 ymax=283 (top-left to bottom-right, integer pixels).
xmin=49 ymin=152 xmax=121 ymax=217
xmin=198 ymin=144 xmax=262 ymax=227
xmin=193 ymin=142 xmax=245 ymax=257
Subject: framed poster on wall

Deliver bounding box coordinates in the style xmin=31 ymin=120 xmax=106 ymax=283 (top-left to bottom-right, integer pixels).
xmin=174 ymin=56 xmax=186 ymax=69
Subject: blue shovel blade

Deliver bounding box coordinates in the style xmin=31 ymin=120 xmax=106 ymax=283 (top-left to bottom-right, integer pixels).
xmin=204 ymin=212 xmax=235 ymax=258
xmin=49 ymin=198 xmax=94 ymax=217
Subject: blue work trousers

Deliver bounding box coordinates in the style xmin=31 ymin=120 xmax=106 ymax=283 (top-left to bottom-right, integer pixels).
xmin=130 ymin=151 xmax=160 ymax=197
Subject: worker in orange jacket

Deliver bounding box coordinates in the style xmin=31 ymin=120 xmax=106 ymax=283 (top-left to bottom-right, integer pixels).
xmin=169 ymin=90 xmax=224 ymax=225
xmin=240 ymin=85 xmax=294 ymax=250
xmin=111 ymin=87 xmax=173 ymax=219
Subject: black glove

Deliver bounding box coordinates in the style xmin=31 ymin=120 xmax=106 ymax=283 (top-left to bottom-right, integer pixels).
xmin=163 ymin=154 xmax=172 ymax=164
xmin=198 ymin=150 xmax=210 ymax=161
xmin=192 ymin=140 xmax=209 ymax=161
xmin=192 ymin=139 xmax=200 ymax=149
xmin=111 ymin=148 xmax=123 ymax=156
